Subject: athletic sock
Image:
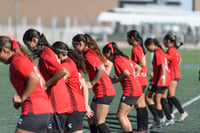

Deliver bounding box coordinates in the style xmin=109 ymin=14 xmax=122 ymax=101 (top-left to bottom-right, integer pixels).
xmin=157 ymin=109 xmax=164 ymax=119
xmin=136 ymin=108 xmax=143 ymax=131
xmin=148 ymin=104 xmax=159 ymax=121
xmin=89 ymin=124 xmax=97 ymax=133
xmin=170 ymin=96 xmax=184 ymax=113
xmin=167 ymin=97 xmax=173 ymax=113
xmin=142 ymin=107 xmax=148 ymax=130
xmin=97 ymin=123 xmax=110 ymax=133
xmin=161 ymin=98 xmax=172 ymax=120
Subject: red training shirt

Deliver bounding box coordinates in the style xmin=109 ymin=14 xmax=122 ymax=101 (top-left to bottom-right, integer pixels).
xmin=39 ymin=46 xmax=72 ymax=114
xmin=83 ymin=48 xmax=116 ymax=98
xmin=151 ymin=48 xmax=171 ymax=87
xmin=113 ymin=55 xmax=143 ymax=97
xmin=62 ymin=58 xmax=86 ymax=112
xmin=10 ymin=52 xmax=53 ymax=115
xmin=131 ymin=44 xmax=147 ymax=86
xmin=166 ymin=46 xmax=181 ymax=80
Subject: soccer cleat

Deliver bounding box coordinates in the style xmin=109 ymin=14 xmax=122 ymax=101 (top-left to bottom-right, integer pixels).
xmin=165 ymin=119 xmax=175 ymax=126
xmin=178 ymin=112 xmax=188 ymax=122
xmin=148 ymin=120 xmax=162 ymax=129
xmin=171 ymin=113 xmax=175 ymax=120
xmin=160 ymin=117 xmax=166 ymax=125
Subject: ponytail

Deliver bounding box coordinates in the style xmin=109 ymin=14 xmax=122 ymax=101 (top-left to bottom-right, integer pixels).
xmin=164 ymin=33 xmax=184 ymax=49
xmin=103 ymin=42 xmax=129 ymax=59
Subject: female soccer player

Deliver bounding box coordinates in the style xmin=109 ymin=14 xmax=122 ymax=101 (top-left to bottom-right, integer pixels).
xmin=0 ymin=36 xmax=53 ymax=133
xmin=85 ymin=34 xmax=113 ymax=75
xmin=23 ymin=29 xmax=72 ymax=133
xmin=127 ymin=30 xmax=148 ymax=132
xmin=163 ymin=33 xmax=188 ymax=122
xmin=52 ymin=41 xmax=94 ymax=133
xmin=144 ymin=38 xmax=174 ymax=128
xmin=103 ymin=42 xmax=144 ymax=133
xmin=72 ymin=34 xmax=116 ymax=133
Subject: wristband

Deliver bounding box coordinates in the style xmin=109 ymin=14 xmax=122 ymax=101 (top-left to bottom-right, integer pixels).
xmin=162 ymin=75 xmax=166 ymax=79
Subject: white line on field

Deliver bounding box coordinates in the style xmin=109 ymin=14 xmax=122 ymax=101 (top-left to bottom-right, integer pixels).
xmin=173 ymin=94 xmax=200 ymax=114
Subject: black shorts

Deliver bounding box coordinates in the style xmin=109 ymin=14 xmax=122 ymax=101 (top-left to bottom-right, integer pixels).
xmin=142 ymin=85 xmax=147 ymax=93
xmin=147 ymin=84 xmax=168 ymax=94
xmin=172 ymin=78 xmax=180 ymax=82
xmin=17 ymin=113 xmax=52 ymax=133
xmin=92 ymin=95 xmax=114 ymax=105
xmin=65 ymin=111 xmax=85 ymax=132
xmin=120 ymin=95 xmax=139 ymax=106
xmin=48 ymin=113 xmax=68 ymax=133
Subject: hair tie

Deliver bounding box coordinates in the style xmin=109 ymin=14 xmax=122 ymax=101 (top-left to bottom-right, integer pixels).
xmin=54 ymin=48 xmax=68 ymax=55
xmin=108 ymin=43 xmax=114 ymax=54
xmin=12 ymin=40 xmax=21 ymax=53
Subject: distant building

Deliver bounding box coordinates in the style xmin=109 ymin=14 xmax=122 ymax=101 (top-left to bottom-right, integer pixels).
xmin=193 ymin=0 xmax=200 ymax=11
xmin=0 ymin=0 xmax=118 ymax=27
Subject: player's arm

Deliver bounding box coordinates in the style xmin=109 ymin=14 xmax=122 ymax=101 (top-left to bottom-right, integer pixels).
xmin=111 ymin=70 xmax=130 ymax=83
xmin=161 ymin=64 xmax=166 ymax=86
xmin=46 ymin=67 xmax=69 ymax=87
xmin=87 ymin=64 xmax=105 ymax=88
xmin=135 ymin=63 xmax=142 ymax=76
xmin=13 ymin=72 xmax=39 ymax=103
xmin=104 ymin=59 xmax=113 ymax=75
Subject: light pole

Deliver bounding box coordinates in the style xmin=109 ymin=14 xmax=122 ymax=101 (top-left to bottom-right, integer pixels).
xmin=14 ymin=0 xmax=18 ymax=39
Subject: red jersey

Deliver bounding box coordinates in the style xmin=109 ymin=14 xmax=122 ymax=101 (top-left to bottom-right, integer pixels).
xmin=10 ymin=52 xmax=53 ymax=115
xmin=62 ymin=58 xmax=86 ymax=112
xmin=151 ymin=48 xmax=171 ymax=87
xmin=39 ymin=46 xmax=72 ymax=114
xmin=131 ymin=44 xmax=147 ymax=86
xmin=83 ymin=48 xmax=116 ymax=98
xmin=113 ymin=55 xmax=143 ymax=97
xmin=167 ymin=46 xmax=181 ymax=80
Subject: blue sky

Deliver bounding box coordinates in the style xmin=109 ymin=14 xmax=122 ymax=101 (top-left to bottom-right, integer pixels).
xmin=181 ymin=0 xmax=192 ymax=11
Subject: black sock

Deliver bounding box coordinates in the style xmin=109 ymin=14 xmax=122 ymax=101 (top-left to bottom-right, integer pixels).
xmin=161 ymin=98 xmax=172 ymax=120
xmin=148 ymin=104 xmax=159 ymax=121
xmin=170 ymin=96 xmax=184 ymax=113
xmin=97 ymin=123 xmax=110 ymax=133
xmin=168 ymin=98 xmax=173 ymax=113
xmin=136 ymin=108 xmax=143 ymax=131
xmin=142 ymin=107 xmax=148 ymax=130
xmin=157 ymin=109 xmax=164 ymax=119
xmin=89 ymin=124 xmax=97 ymax=133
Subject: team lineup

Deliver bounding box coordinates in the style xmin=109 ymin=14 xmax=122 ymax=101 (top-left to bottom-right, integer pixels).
xmin=0 ymin=29 xmax=190 ymax=133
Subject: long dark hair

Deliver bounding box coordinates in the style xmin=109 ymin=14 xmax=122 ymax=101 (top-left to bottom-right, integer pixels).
xmin=52 ymin=41 xmax=86 ymax=73
xmin=103 ymin=42 xmax=129 ymax=59
xmin=0 ymin=36 xmax=33 ymax=61
xmin=127 ymin=30 xmax=146 ymax=55
xmin=72 ymin=34 xmax=105 ymax=63
xmin=164 ymin=33 xmax=183 ymax=49
xmin=23 ymin=28 xmax=51 ymax=59
xmin=144 ymin=38 xmax=164 ymax=51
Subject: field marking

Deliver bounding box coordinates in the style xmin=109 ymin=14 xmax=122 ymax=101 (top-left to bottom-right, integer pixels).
xmin=173 ymin=94 xmax=200 ymax=114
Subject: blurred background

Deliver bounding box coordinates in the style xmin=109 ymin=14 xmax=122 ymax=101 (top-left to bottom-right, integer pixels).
xmin=0 ymin=0 xmax=200 ymax=48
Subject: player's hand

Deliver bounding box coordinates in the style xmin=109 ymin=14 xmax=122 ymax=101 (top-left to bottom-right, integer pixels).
xmin=13 ymin=95 xmax=22 ymax=109
xmin=86 ymin=82 xmax=93 ymax=89
xmin=161 ymin=79 xmax=166 ymax=86
xmin=148 ymin=71 xmax=153 ymax=78
xmin=86 ymin=105 xmax=94 ymax=118
xmin=110 ymin=75 xmax=118 ymax=83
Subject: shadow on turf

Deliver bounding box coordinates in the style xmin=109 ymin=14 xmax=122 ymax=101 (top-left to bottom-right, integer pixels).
xmin=84 ymin=113 xmax=140 ymax=132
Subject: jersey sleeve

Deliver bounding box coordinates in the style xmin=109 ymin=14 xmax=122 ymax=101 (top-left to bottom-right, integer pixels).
xmin=43 ymin=54 xmax=63 ymax=75
xmin=85 ymin=51 xmax=103 ymax=68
